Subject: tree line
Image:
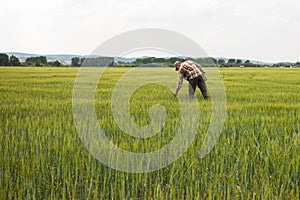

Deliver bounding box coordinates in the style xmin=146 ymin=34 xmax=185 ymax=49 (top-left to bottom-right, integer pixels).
xmin=0 ymin=54 xmax=21 ymax=66
xmin=0 ymin=53 xmax=62 ymax=67
xmin=0 ymin=53 xmax=299 ymax=68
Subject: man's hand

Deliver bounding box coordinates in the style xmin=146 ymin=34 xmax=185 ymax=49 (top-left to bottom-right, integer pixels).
xmin=173 ymin=92 xmax=177 ymax=97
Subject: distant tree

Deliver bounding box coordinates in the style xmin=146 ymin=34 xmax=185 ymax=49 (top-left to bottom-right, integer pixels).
xmin=51 ymin=60 xmax=61 ymax=67
xmin=142 ymin=57 xmax=156 ymax=64
xmin=168 ymin=57 xmax=178 ymax=64
xmin=80 ymin=58 xmax=85 ymax=65
xmin=244 ymin=60 xmax=256 ymax=67
xmin=9 ymin=55 xmax=21 ymax=66
xmin=154 ymin=57 xmax=166 ymax=63
xmin=196 ymin=57 xmax=216 ymax=67
xmin=228 ymin=58 xmax=236 ymax=64
xmin=71 ymin=57 xmax=80 ymax=67
xmin=39 ymin=56 xmax=47 ymax=65
xmin=218 ymin=59 xmax=225 ymax=64
xmin=236 ymin=59 xmax=243 ymax=64
xmin=211 ymin=57 xmax=217 ymax=64
xmin=0 ymin=53 xmax=10 ymax=66
xmin=25 ymin=57 xmax=33 ymax=65
xmin=26 ymin=56 xmax=47 ymax=66
xmin=133 ymin=57 xmax=183 ymax=66
xmin=168 ymin=57 xmax=185 ymax=64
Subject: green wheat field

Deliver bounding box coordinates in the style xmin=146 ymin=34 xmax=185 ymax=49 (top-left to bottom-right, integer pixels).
xmin=1 ymin=67 xmax=299 ymax=199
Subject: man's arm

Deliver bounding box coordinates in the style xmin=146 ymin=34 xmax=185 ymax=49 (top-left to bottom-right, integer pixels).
xmin=174 ymin=73 xmax=184 ymax=97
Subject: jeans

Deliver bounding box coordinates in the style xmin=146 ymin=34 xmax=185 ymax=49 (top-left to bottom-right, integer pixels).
xmin=188 ymin=76 xmax=209 ymax=99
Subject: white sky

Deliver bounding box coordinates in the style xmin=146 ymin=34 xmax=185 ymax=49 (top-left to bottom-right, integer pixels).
xmin=1 ymin=0 xmax=299 ymax=62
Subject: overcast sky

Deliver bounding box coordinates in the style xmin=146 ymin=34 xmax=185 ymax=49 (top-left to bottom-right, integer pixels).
xmin=1 ymin=0 xmax=299 ymax=62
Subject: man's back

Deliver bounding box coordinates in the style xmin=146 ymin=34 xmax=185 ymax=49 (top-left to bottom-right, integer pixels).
xmin=179 ymin=60 xmax=202 ymax=80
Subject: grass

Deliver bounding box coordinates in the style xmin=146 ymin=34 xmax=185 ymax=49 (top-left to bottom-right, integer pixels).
xmin=0 ymin=67 xmax=299 ymax=199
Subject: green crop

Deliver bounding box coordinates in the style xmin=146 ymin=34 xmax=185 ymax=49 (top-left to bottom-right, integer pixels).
xmin=0 ymin=67 xmax=299 ymax=199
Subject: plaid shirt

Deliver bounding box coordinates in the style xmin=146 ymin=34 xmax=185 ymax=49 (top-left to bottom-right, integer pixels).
xmin=179 ymin=61 xmax=202 ymax=80
xmin=174 ymin=60 xmax=205 ymax=96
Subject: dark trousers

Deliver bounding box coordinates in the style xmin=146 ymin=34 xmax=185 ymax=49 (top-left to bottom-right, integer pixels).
xmin=188 ymin=76 xmax=209 ymax=99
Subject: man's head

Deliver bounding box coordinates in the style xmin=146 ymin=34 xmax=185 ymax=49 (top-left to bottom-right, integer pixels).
xmin=174 ymin=61 xmax=181 ymax=71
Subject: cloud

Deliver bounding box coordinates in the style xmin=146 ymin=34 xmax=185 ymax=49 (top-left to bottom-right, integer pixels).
xmin=0 ymin=0 xmax=299 ymax=62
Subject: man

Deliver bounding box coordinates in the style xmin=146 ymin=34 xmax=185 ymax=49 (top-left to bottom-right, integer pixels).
xmin=173 ymin=60 xmax=209 ymax=99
